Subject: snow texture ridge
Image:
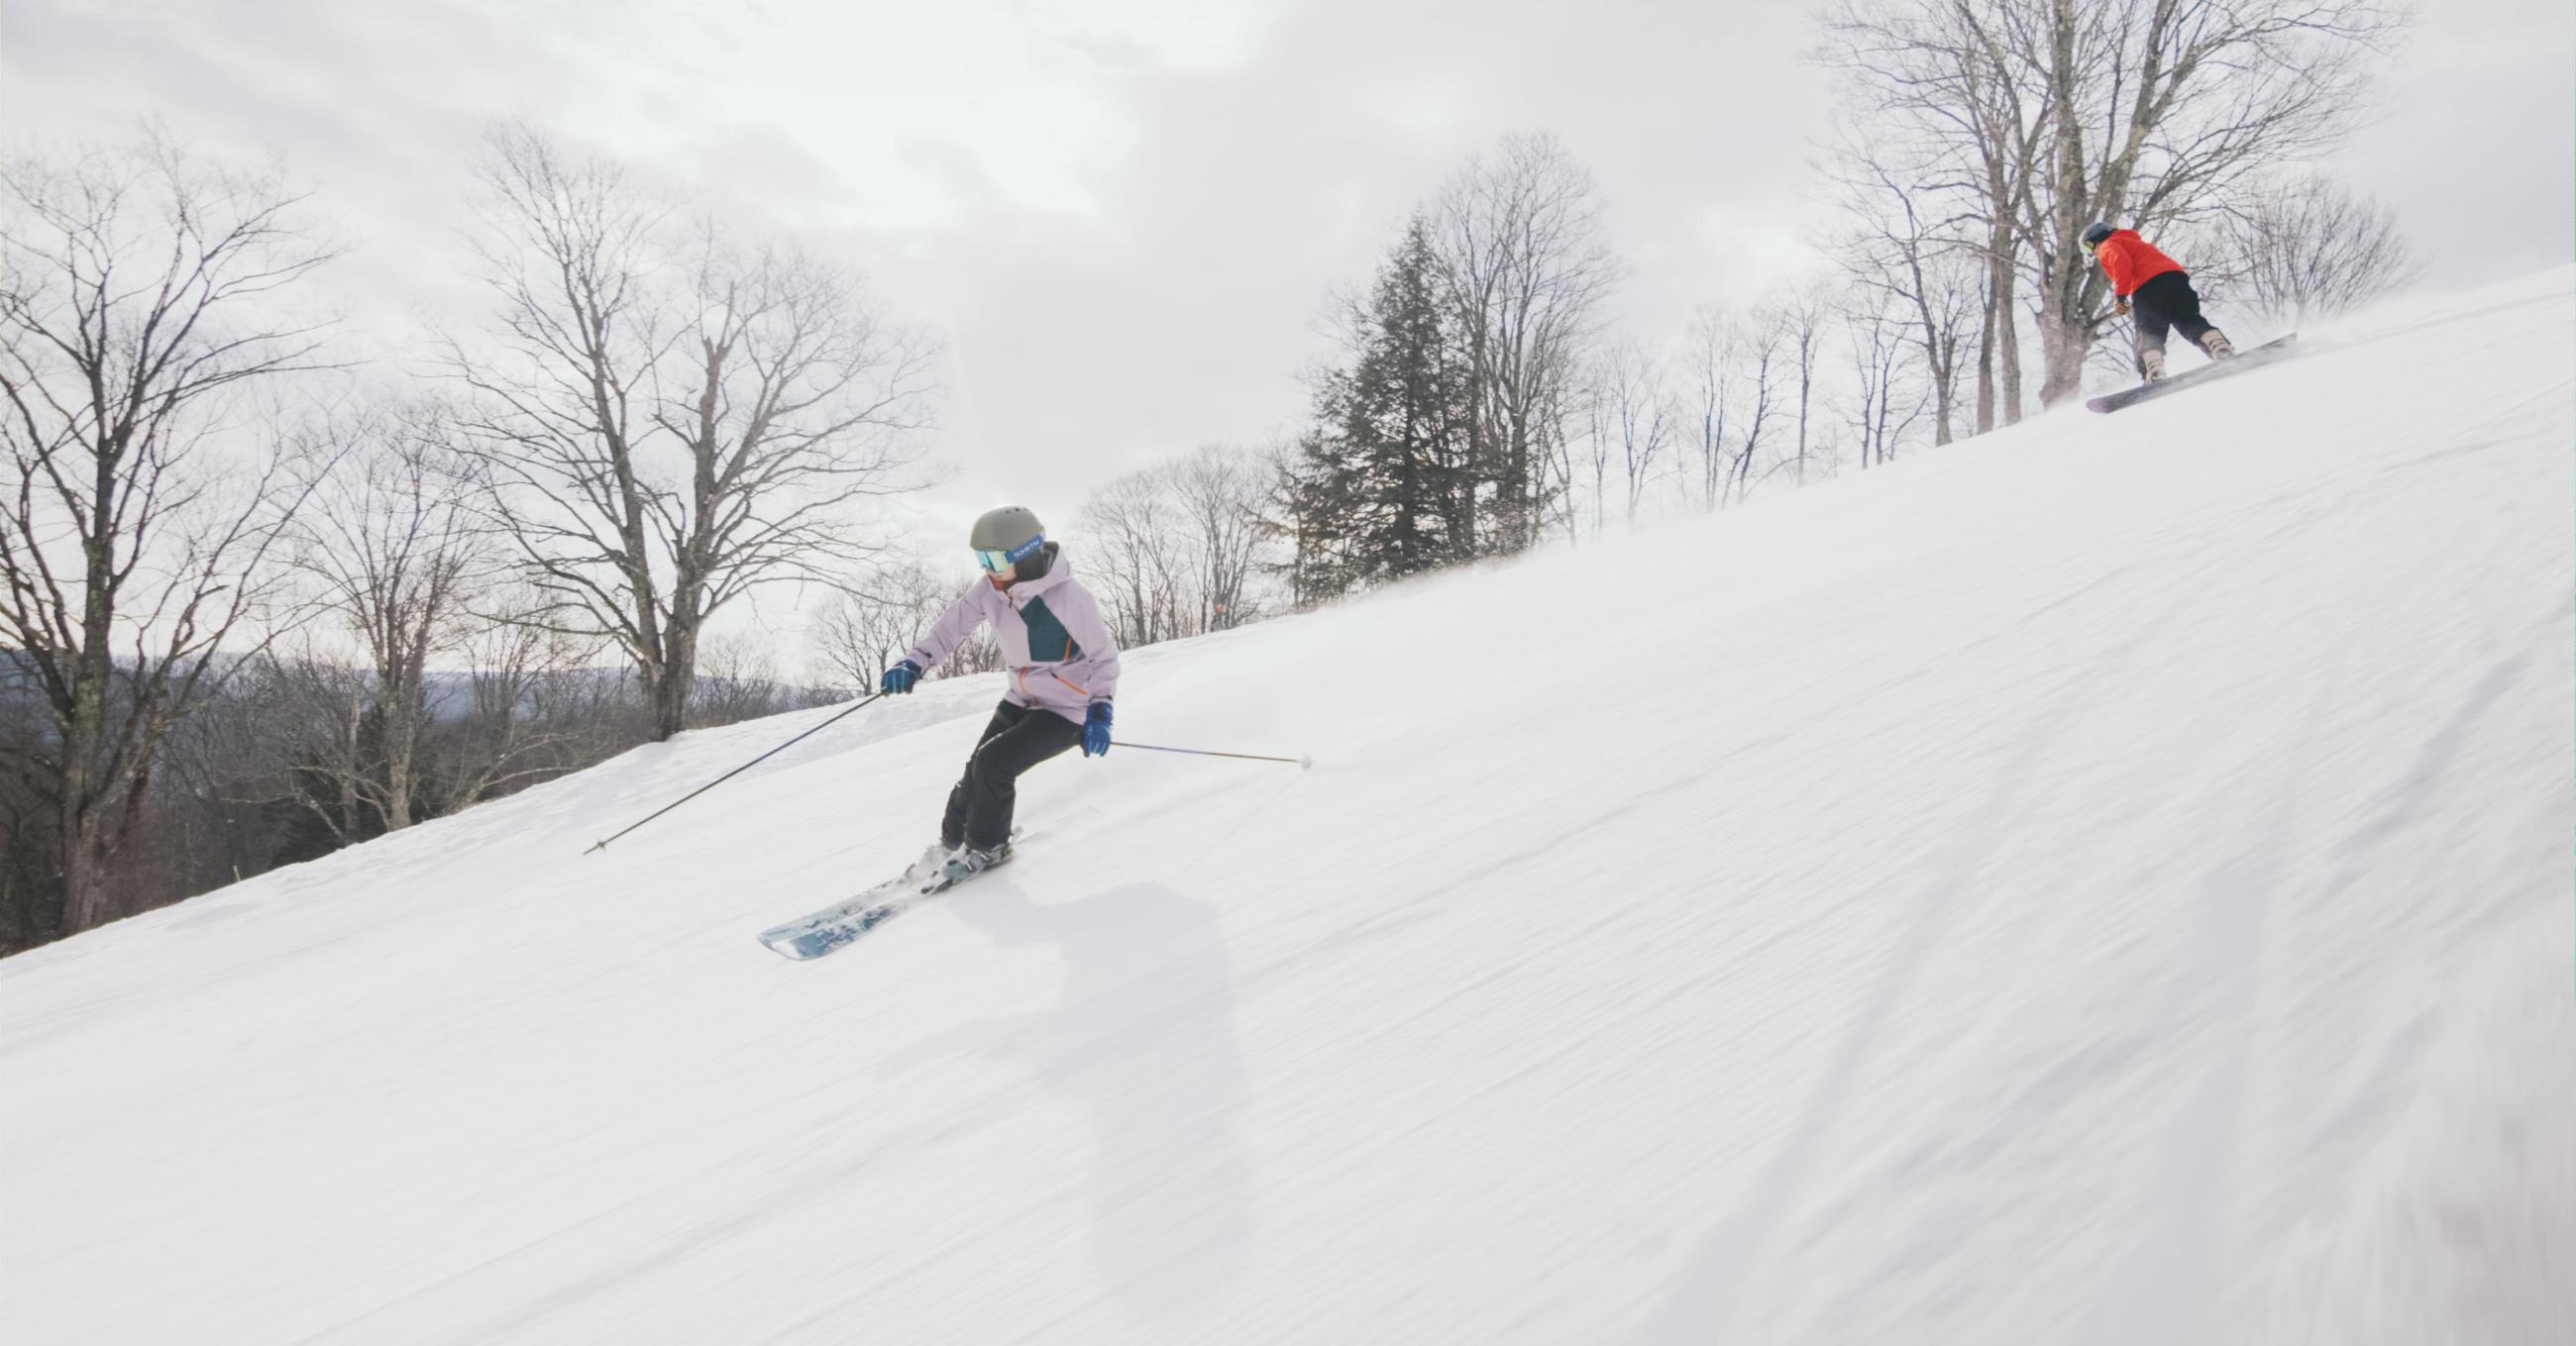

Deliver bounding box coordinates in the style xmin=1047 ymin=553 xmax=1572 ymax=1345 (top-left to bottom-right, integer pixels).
xmin=3 ymin=268 xmax=2572 ymax=1343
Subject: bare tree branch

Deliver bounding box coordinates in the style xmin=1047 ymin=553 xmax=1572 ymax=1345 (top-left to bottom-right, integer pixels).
xmin=0 ymin=132 xmax=339 ymax=935
xmin=439 ymin=125 xmax=938 ymax=742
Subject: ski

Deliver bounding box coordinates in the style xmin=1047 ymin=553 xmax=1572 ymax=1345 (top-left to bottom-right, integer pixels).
xmin=2087 ymin=334 xmax=2298 ymax=413
xmin=757 ymin=878 xmax=936 ymax=961
xmin=756 ymin=834 xmax=1020 ymax=962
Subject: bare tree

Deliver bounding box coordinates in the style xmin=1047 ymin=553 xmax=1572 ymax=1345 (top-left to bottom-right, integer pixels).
xmin=283 ymin=403 xmax=485 ymax=831
xmin=1167 ymin=444 xmax=1274 ymax=631
xmin=1575 ymin=367 xmax=1613 ymax=539
xmin=1539 ymin=378 xmax=1586 ymax=545
xmin=1821 ymin=1 xmax=2044 ymax=431
xmin=1080 ymin=466 xmax=1193 ymax=648
xmin=1844 ymin=290 xmax=1930 ymax=469
xmin=1679 ymin=309 xmax=1735 ymax=512
xmin=249 ymin=640 xmax=395 ymax=848
xmin=1065 ymin=445 xmax=1286 ymax=648
xmin=689 ymin=631 xmax=786 ymax=727
xmin=1824 ymin=0 xmax=2406 ymax=407
xmin=946 ymin=626 xmax=1008 ymax=676
xmin=1580 ymin=343 xmax=1672 ymax=531
xmin=443 ymin=125 xmax=935 ymax=743
xmin=1833 ymin=151 xmax=1980 ymax=445
xmin=445 ymin=594 xmax=619 ymax=806
xmin=1780 ymin=287 xmax=1832 ymax=488
xmin=1722 ymin=308 xmax=1789 ymax=508
xmin=1676 ymin=307 xmax=1793 ymax=511
xmin=810 ymin=559 xmax=946 ymax=691
xmin=2017 ymin=0 xmax=2409 ymax=403
xmin=2221 ymin=171 xmax=2420 ymax=322
xmin=138 ymin=668 xmax=286 ymax=893
xmin=0 ymin=134 xmax=337 ymax=936
xmin=1434 ymin=133 xmax=1620 ymax=555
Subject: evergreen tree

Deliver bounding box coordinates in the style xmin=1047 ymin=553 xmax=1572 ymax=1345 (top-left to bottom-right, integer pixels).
xmin=1284 ymin=216 xmax=1477 ymax=599
xmin=1351 ymin=217 xmax=1475 ymax=576
xmin=1281 ymin=421 xmax=1366 ymax=605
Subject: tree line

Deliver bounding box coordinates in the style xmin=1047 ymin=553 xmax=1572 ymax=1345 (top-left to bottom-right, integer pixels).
xmin=1821 ymin=0 xmax=2416 ymax=427
xmin=1 ymin=4 xmax=2415 ymax=952
xmin=0 ymin=126 xmax=1292 ymax=953
xmin=0 ymin=127 xmax=942 ymax=950
xmin=1277 ymin=3 xmax=2415 ymax=593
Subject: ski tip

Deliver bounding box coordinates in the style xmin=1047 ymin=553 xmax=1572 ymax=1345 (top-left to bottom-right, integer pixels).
xmin=761 ymin=932 xmax=832 ymax=961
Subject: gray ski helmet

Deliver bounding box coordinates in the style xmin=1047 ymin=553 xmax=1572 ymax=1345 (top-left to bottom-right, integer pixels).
xmin=2080 ymin=220 xmax=2115 ymax=251
xmin=969 ymin=505 xmax=1045 ymax=573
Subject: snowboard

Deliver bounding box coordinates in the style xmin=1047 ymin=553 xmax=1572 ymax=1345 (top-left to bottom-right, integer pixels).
xmin=757 ymin=837 xmax=1017 ymax=962
xmin=2086 ymin=334 xmax=2298 ymax=413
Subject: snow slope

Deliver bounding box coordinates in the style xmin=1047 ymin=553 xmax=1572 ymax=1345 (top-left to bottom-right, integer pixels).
xmin=4 ymin=270 xmax=2571 ymax=1344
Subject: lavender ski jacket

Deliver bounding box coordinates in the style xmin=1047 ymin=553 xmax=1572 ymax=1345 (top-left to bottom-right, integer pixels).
xmin=903 ymin=547 xmax=1122 ymax=724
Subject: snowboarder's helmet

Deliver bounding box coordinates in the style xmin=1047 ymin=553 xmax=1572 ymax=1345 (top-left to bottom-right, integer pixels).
xmin=2080 ymin=221 xmax=2115 ymax=253
xmin=970 ymin=505 xmax=1045 ymax=574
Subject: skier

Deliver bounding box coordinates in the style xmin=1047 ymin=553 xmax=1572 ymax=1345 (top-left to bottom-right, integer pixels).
xmin=2082 ymin=221 xmax=2236 ymax=384
xmin=877 ymin=505 xmax=1120 ymax=883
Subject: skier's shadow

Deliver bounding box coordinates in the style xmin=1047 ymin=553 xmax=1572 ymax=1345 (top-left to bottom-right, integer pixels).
xmin=888 ymin=880 xmax=1254 ymax=1314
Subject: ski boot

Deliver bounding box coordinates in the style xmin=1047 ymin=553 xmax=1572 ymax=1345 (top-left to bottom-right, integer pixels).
xmin=940 ymin=839 xmax=1015 ymax=884
xmin=2139 ymin=347 xmax=2168 ymax=383
xmin=2200 ymin=331 xmax=2236 ymax=361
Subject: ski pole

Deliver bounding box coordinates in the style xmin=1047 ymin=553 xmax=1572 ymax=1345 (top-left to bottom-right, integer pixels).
xmin=585 ymin=692 xmax=889 ymax=854
xmin=1112 ymin=740 xmax=1311 ymax=769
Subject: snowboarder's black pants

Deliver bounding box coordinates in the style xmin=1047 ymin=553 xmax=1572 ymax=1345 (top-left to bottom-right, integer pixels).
xmin=941 ymin=700 xmax=1083 ymax=851
xmin=2129 ymin=270 xmax=2222 ymax=367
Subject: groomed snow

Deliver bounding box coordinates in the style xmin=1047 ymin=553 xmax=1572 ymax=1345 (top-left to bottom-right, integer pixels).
xmin=4 ymin=269 xmax=2571 ymax=1344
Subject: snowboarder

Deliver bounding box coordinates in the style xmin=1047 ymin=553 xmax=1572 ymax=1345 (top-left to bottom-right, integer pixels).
xmin=2082 ymin=221 xmax=2236 ymax=384
xmin=877 ymin=505 xmax=1121 ymax=883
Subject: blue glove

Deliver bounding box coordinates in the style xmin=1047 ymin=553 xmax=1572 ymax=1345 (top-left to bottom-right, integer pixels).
xmin=1083 ymin=701 xmax=1113 ymax=757
xmin=880 ymin=660 xmax=920 ymax=694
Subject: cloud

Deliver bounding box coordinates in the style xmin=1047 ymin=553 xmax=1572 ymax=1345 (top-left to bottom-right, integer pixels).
xmin=3 ymin=0 xmax=2560 ymax=528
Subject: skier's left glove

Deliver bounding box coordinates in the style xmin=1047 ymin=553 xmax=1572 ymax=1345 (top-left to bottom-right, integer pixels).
xmin=2113 ymin=298 xmax=2131 ymax=316
xmin=1083 ymin=701 xmax=1113 ymax=758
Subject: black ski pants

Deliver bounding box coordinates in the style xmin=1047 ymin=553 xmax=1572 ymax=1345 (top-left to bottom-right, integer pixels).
xmin=2129 ymin=270 xmax=2221 ymax=370
xmin=941 ymin=700 xmax=1083 ymax=851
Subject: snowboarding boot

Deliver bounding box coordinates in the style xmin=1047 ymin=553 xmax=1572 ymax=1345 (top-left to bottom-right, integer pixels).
xmin=2200 ymin=331 xmax=2236 ymax=361
xmin=2139 ymin=347 xmax=2168 ymax=383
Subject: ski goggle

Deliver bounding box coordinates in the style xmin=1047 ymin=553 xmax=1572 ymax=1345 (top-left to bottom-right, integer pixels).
xmin=973 ymin=534 xmax=1044 ymax=573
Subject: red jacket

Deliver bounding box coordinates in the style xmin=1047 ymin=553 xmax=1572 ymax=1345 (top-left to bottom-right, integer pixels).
xmin=2092 ymin=229 xmax=2186 ymax=297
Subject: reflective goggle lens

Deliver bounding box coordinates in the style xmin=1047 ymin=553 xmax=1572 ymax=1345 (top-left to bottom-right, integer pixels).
xmin=975 ymin=536 xmax=1040 ymax=572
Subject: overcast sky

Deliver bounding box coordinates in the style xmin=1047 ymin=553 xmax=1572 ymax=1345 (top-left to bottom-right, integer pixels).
xmin=4 ymin=0 xmax=2569 ymax=569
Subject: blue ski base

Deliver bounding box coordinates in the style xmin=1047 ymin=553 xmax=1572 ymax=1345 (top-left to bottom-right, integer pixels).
xmin=758 ymin=881 xmax=934 ymax=961
xmin=757 ymin=840 xmax=1018 ymax=962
